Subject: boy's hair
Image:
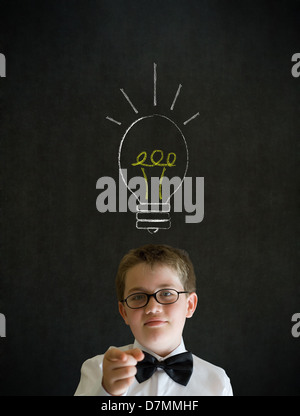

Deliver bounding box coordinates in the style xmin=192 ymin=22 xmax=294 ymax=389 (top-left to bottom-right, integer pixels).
xmin=116 ymin=244 xmax=196 ymax=301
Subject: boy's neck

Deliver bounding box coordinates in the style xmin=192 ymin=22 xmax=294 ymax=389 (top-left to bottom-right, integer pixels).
xmin=133 ymin=338 xmax=186 ymax=359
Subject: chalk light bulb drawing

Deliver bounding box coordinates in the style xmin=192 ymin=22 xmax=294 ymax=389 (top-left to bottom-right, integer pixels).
xmin=107 ymin=63 xmax=199 ymax=233
xmin=119 ymin=114 xmax=188 ymax=233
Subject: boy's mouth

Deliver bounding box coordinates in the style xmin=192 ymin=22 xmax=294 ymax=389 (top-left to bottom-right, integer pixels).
xmin=144 ymin=318 xmax=167 ymax=327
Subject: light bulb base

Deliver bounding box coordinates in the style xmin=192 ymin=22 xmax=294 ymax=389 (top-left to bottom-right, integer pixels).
xmin=136 ymin=203 xmax=171 ymax=233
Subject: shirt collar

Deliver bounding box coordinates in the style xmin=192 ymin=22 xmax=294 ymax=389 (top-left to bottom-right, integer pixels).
xmin=133 ymin=338 xmax=187 ymax=362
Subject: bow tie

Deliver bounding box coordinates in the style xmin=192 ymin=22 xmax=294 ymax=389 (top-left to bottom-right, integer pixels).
xmin=136 ymin=351 xmax=193 ymax=386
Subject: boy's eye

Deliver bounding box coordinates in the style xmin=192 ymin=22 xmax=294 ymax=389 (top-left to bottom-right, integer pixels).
xmin=129 ymin=294 xmax=147 ymax=305
xmin=161 ymin=291 xmax=173 ymax=297
xmin=131 ymin=294 xmax=145 ymax=301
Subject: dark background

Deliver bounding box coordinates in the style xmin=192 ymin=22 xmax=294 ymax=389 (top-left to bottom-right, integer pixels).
xmin=0 ymin=0 xmax=299 ymax=396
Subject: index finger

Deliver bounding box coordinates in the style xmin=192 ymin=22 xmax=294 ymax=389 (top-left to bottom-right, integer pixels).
xmin=105 ymin=347 xmax=128 ymax=363
xmin=125 ymin=348 xmax=145 ymax=362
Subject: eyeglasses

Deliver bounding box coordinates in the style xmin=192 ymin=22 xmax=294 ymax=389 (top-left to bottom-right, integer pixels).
xmin=121 ymin=288 xmax=189 ymax=309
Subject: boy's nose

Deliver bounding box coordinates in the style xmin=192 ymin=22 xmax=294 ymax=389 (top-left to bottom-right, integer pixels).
xmin=144 ymin=295 xmax=162 ymax=314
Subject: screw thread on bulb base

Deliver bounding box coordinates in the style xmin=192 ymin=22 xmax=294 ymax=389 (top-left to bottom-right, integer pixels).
xmin=136 ymin=203 xmax=171 ymax=233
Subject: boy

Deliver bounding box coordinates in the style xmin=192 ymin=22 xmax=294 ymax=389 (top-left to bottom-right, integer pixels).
xmin=74 ymin=244 xmax=233 ymax=396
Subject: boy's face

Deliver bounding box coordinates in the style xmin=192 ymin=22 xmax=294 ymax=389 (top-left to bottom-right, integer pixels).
xmin=118 ymin=262 xmax=198 ymax=357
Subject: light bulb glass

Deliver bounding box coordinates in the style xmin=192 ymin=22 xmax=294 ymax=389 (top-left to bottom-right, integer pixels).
xmin=118 ymin=114 xmax=188 ymax=232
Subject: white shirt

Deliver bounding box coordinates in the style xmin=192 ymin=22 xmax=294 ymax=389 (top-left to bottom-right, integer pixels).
xmin=74 ymin=339 xmax=233 ymax=396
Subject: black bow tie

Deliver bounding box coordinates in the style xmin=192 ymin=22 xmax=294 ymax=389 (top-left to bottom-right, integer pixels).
xmin=136 ymin=351 xmax=193 ymax=386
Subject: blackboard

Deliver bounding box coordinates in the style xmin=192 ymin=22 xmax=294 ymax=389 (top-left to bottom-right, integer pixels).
xmin=0 ymin=0 xmax=299 ymax=396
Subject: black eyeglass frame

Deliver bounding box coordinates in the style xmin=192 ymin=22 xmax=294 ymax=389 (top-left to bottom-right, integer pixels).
xmin=120 ymin=288 xmax=190 ymax=309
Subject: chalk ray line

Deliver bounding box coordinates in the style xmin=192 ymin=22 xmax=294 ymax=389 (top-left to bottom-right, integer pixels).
xmin=170 ymin=84 xmax=182 ymax=111
xmin=106 ymin=116 xmax=122 ymax=126
xmin=120 ymin=89 xmax=139 ymax=114
xmin=154 ymin=63 xmax=157 ymax=107
xmin=183 ymin=112 xmax=200 ymax=125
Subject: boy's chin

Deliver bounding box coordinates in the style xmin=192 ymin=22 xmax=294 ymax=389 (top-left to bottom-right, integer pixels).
xmin=138 ymin=328 xmax=181 ymax=356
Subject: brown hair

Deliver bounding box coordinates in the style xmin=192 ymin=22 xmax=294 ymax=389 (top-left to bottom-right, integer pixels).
xmin=116 ymin=244 xmax=196 ymax=301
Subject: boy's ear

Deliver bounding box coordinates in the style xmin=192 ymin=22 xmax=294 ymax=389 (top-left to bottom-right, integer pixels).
xmin=186 ymin=293 xmax=198 ymax=318
xmin=118 ymin=301 xmax=129 ymax=325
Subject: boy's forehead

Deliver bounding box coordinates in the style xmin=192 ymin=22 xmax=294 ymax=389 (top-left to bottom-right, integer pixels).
xmin=124 ymin=262 xmax=183 ymax=294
